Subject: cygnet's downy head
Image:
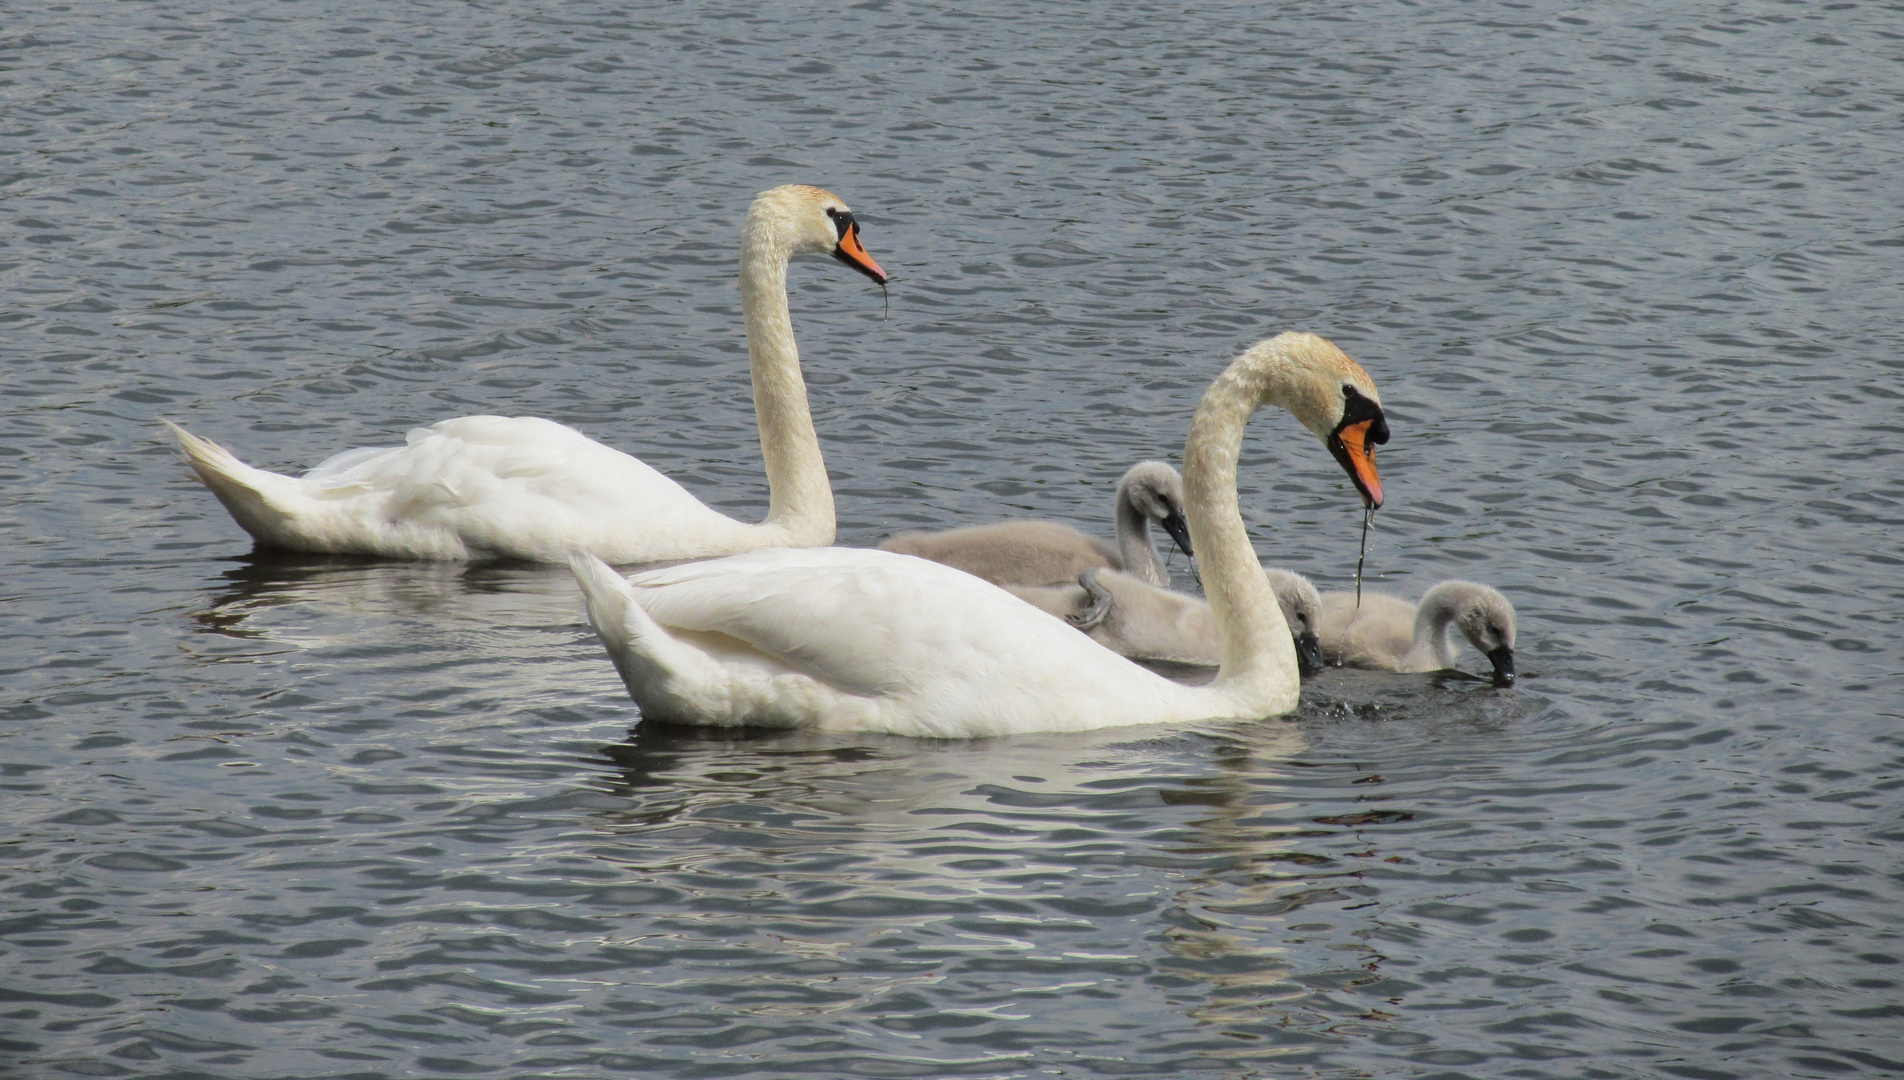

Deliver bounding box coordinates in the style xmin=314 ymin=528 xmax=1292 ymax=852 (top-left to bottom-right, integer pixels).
xmin=1118 ymin=460 xmax=1194 ymax=560
xmin=1434 ymin=581 xmax=1517 ymax=687
xmin=1263 ymin=568 xmax=1325 ymax=676
xmin=748 ymin=185 xmax=889 ymax=284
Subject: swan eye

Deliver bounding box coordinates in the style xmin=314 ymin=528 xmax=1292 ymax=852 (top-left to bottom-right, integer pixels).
xmin=1333 ymin=384 xmax=1389 ymax=447
xmin=824 ymin=206 xmax=854 ymax=240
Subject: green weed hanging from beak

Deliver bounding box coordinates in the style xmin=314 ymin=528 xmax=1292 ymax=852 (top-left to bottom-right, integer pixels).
xmin=1355 ymin=501 xmax=1372 ymax=608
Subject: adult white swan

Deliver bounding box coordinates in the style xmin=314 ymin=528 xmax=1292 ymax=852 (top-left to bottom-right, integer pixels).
xmin=167 ymin=185 xmax=888 ymax=563
xmin=570 ymin=331 xmax=1389 ymax=738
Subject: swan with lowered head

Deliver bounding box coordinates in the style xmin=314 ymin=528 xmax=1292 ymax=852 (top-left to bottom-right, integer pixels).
xmin=878 ymin=460 xmax=1193 ymax=588
xmin=1005 ymin=566 xmax=1327 ymax=674
xmin=1316 ymin=581 xmax=1517 ymax=685
xmin=167 ymin=185 xmax=888 ymax=563
xmin=569 ymin=331 xmax=1389 ymax=738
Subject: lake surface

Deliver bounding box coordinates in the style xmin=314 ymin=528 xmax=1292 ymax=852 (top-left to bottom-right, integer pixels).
xmin=4 ymin=1 xmax=1902 ymax=1077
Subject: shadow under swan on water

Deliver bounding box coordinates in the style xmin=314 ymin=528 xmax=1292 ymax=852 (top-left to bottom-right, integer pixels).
xmin=175 ymin=551 xmax=622 ymax=717
xmin=187 ymin=550 xmax=594 ymax=639
xmin=589 ymin=715 xmax=1312 ymax=833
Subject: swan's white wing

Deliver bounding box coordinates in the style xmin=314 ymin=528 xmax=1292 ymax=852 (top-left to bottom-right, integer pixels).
xmin=305 ymin=417 xmax=704 ymax=511
xmin=627 ymin=548 xmax=1040 ymax=694
xmin=617 ymin=548 xmax=1203 ymax=736
xmin=293 ymin=417 xmax=754 ymax=562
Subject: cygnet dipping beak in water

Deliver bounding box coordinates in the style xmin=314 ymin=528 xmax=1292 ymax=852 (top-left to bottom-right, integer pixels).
xmin=1316 ymin=580 xmax=1517 ymax=686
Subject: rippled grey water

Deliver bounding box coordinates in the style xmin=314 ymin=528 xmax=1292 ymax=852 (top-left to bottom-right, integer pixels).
xmin=4 ymin=1 xmax=1902 ymax=1077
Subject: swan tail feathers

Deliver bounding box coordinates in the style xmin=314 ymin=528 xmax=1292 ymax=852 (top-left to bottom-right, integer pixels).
xmin=166 ymin=421 xmax=310 ymax=546
xmin=570 ymin=553 xmax=719 ymax=723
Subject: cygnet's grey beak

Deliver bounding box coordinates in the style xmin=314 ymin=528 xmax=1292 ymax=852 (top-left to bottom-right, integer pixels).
xmin=1486 ymin=645 xmax=1516 ymax=687
xmin=1295 ymin=631 xmax=1325 ymax=677
xmin=1160 ymin=511 xmax=1194 ymax=559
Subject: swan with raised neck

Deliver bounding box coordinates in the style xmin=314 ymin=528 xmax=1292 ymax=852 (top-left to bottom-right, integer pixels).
xmin=1183 ymin=333 xmax=1385 ymax=692
xmin=569 ymin=331 xmax=1389 ymax=737
xmin=167 ymin=184 xmax=887 ymax=563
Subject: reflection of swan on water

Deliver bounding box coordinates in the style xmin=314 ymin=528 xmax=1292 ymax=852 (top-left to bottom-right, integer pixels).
xmin=1149 ymin=721 xmax=1383 ymax=1037
xmin=572 ymin=332 xmax=1389 ymax=738
xmin=169 ymin=185 xmax=888 ymax=563
xmin=187 ymin=552 xmax=590 ymax=642
xmin=587 ymin=717 xmax=1334 ymax=1047
xmin=879 ymin=460 xmax=1195 ymax=588
xmin=176 ymin=554 xmax=628 ymax=720
xmin=591 ymin=715 xmax=1310 ymax=839
xmin=177 ymin=554 xmax=635 ymax=751
xmin=585 ymin=720 xmax=1313 ymax=1030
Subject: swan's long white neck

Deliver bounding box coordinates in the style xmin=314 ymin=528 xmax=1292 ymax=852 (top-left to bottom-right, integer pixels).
xmin=1181 ymin=347 xmax=1303 ymax=701
xmin=1113 ymin=494 xmax=1165 ymax=586
xmin=740 ymin=210 xmax=834 ymax=546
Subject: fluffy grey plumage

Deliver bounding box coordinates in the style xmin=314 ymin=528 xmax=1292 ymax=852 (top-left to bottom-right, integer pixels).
xmin=879 ymin=460 xmax=1193 ymax=587
xmin=1316 ymin=580 xmax=1517 ymax=685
